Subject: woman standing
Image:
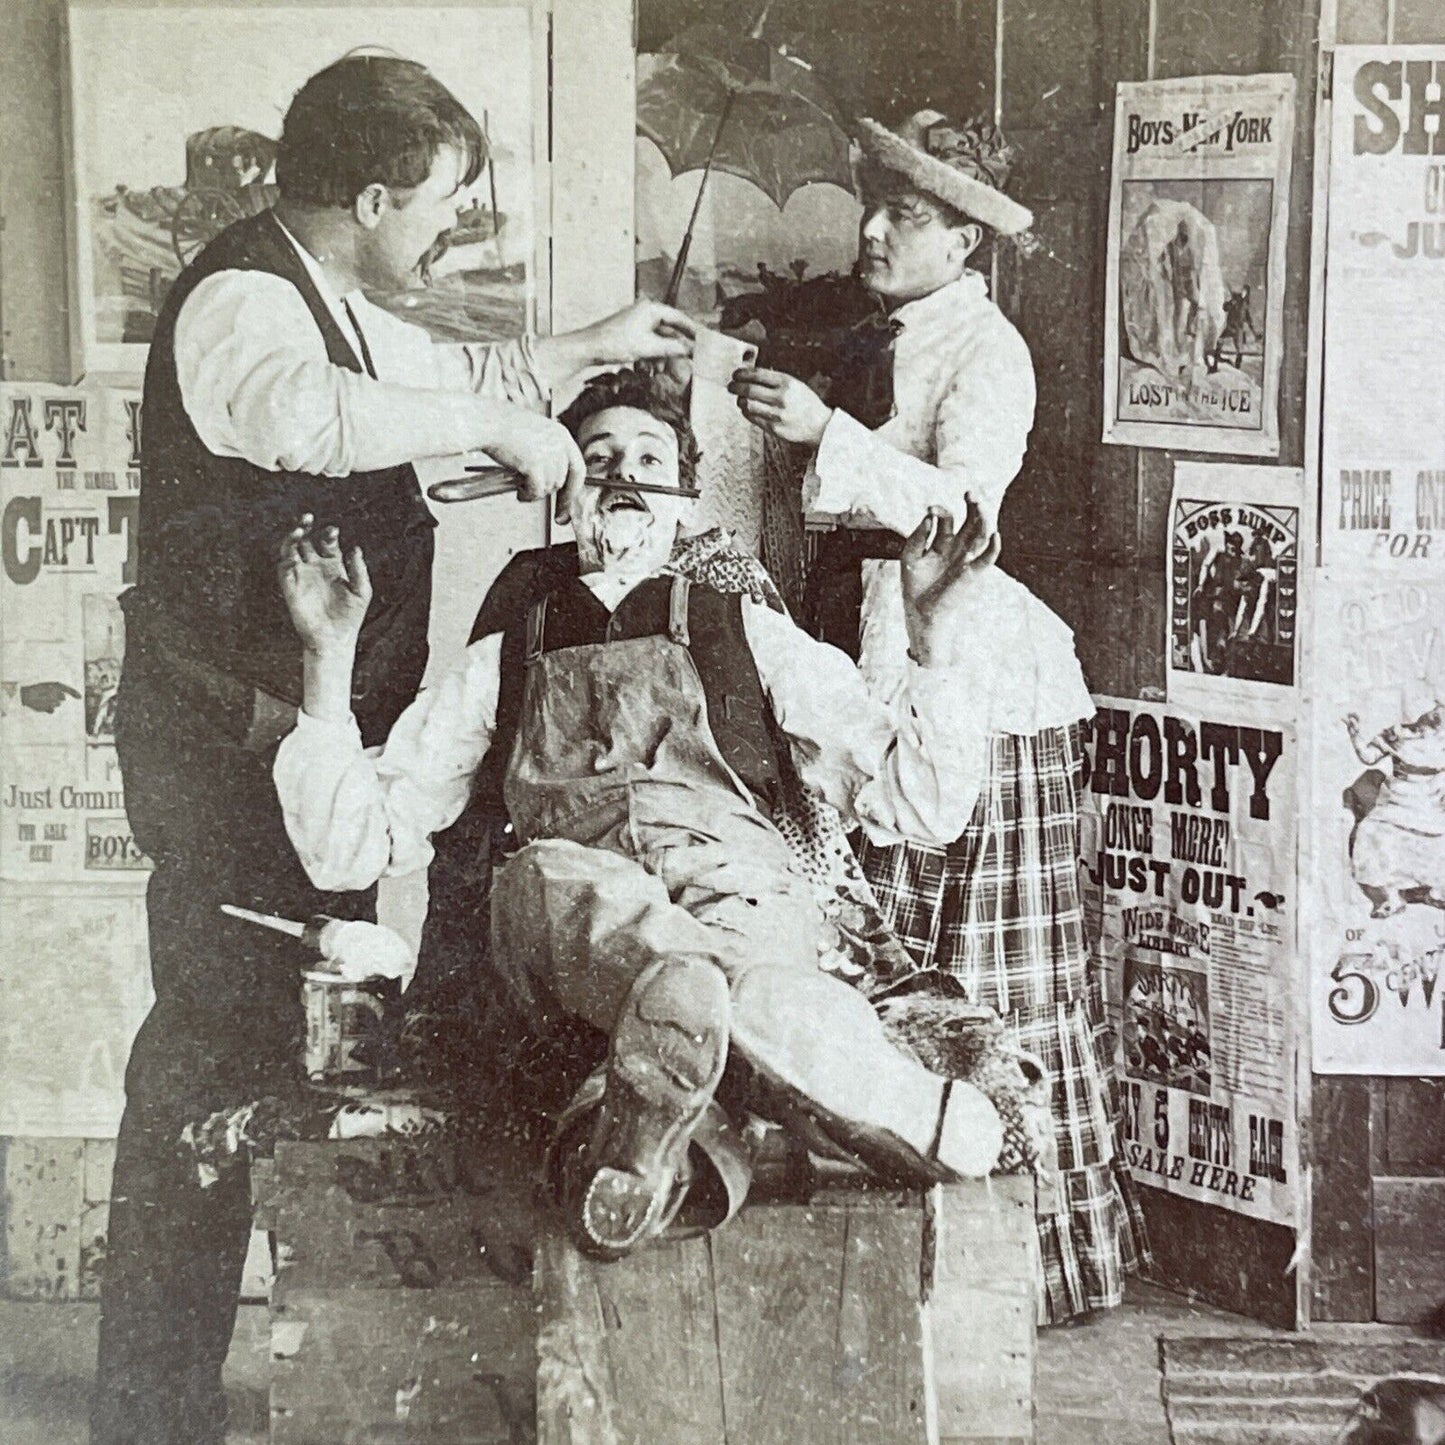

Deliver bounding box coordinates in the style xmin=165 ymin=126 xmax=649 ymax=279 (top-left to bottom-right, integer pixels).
xmin=732 ymin=111 xmax=1149 ymax=1323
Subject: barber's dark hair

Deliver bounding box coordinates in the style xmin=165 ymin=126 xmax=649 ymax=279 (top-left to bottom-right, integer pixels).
xmin=277 ymin=54 xmax=485 ymax=208
xmin=559 ymin=368 xmax=702 ymax=492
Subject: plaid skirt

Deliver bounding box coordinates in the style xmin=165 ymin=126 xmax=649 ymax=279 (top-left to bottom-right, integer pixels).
xmin=856 ymin=724 xmax=1151 ymax=1324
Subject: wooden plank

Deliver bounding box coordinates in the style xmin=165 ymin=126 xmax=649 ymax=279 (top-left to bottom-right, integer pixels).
xmin=1007 ymin=557 xmax=1091 ymax=652
xmin=1098 ymin=0 xmax=1153 ymax=88
xmin=1001 ymin=0 xmax=1103 ymax=128
xmin=928 ymin=1178 xmax=1036 ymax=1445
xmin=1268 ymin=0 xmax=1325 ymax=473
xmin=1009 ymin=122 xmax=1114 ymax=207
xmin=1153 ymin=0 xmax=1272 ymax=78
xmin=270 ymin=1137 xmax=540 ymax=1440
xmin=944 ymin=0 xmax=998 ymax=122
xmin=535 ymin=1231 xmax=624 ymax=1445
xmin=711 ymin=1203 xmax=850 ymax=1444
xmin=1136 ymin=566 xmax=1168 ymax=698
xmin=1137 ymin=1183 xmax=1298 ymax=1328
xmin=2 ymin=1137 xmax=84 ymax=1300
xmin=1136 ymin=451 xmax=1173 ymax=570
xmin=592 ymin=1232 xmax=727 ymax=1443
xmin=1091 ymin=442 xmax=1144 ymax=566
xmin=536 ymin=1230 xmax=727 ymax=1445
xmin=1310 ymin=1075 xmax=1374 ymax=1321
xmin=1384 ymin=1079 xmax=1445 ymax=1169
xmin=1373 ymin=1176 xmax=1445 ymax=1326
xmin=1080 ymin=562 xmax=1140 ymax=700
xmin=836 ymin=1201 xmax=931 ymax=1444
xmin=1394 ymin=0 xmax=1445 ymax=41
xmin=1010 ymin=200 xmax=1099 ymax=498
xmin=0 ymin=0 xmax=72 ymax=381
xmin=708 ymin=1198 xmax=931 ymax=1445
xmin=1335 ymin=0 xmax=1390 ymax=42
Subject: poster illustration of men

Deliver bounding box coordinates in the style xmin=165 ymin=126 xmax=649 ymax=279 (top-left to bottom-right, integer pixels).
xmin=1122 ymin=957 xmax=1213 ymax=1096
xmin=1310 ymin=574 xmax=1445 ymax=1076
xmin=1167 ymin=462 xmax=1301 ymax=712
xmin=1104 ymin=74 xmax=1295 ymax=455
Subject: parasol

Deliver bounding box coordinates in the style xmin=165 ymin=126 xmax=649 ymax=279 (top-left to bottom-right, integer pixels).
xmin=637 ymin=11 xmax=854 ymax=304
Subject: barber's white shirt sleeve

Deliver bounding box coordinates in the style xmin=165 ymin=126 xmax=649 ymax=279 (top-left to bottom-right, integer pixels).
xmin=805 ymin=324 xmax=1035 ymax=535
xmin=273 ymin=634 xmax=504 ymax=890
xmin=174 ymin=271 xmax=549 ymax=477
xmin=742 ymin=600 xmax=989 ymax=846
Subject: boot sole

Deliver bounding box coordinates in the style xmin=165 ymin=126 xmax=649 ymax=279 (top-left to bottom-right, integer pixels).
xmin=579 ymin=956 xmax=730 ymax=1256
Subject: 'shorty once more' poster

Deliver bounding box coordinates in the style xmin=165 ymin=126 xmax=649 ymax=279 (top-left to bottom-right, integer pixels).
xmin=1081 ymin=699 xmax=1297 ymax=1225
xmin=1322 ymin=47 xmax=1445 ymax=567
xmin=1104 ymin=74 xmax=1295 ymax=456
xmin=1167 ymin=462 xmax=1301 ymax=714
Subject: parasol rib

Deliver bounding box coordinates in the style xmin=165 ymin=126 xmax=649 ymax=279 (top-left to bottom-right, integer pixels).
xmin=663 ymin=84 xmax=738 ymax=307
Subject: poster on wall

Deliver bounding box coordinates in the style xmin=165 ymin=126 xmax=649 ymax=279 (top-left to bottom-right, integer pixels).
xmin=1166 ymin=462 xmax=1301 ymax=712
xmin=1081 ymin=698 xmax=1297 ymax=1225
xmin=1 ymin=382 xmax=150 ymax=881
xmin=1321 ymin=46 xmax=1445 ymax=568
xmin=66 ymin=2 xmax=541 ymax=374
xmin=1102 ymin=74 xmax=1295 ymax=456
xmin=1311 ymin=572 xmax=1445 ymax=1075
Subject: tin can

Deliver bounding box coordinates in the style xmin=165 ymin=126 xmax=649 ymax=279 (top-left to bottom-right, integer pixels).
xmin=302 ymin=971 xmax=401 ymax=1083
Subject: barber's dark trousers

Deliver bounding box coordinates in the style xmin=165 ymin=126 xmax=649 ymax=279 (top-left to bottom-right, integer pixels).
xmin=92 ymin=688 xmax=373 ymax=1445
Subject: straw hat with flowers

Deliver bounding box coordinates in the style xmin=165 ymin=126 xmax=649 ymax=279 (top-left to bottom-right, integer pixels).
xmin=855 ymin=109 xmax=1033 ymax=237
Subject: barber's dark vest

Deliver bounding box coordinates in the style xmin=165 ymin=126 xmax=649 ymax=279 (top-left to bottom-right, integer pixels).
xmin=472 ymin=570 xmax=788 ymax=821
xmin=128 ymin=208 xmax=436 ymax=745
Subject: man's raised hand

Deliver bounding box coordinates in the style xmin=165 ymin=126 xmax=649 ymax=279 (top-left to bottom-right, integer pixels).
xmin=277 ymin=515 xmax=372 ymax=656
xmin=900 ymin=499 xmax=1001 ymax=667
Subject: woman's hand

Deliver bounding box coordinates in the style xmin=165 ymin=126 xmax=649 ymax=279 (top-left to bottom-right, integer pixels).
xmin=900 ymin=499 xmax=1001 ymax=667
xmin=728 ymin=366 xmax=833 ymax=447
xmin=277 ymin=515 xmax=372 ymax=657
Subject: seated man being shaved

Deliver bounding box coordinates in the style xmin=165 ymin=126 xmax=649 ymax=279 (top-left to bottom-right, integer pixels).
xmin=272 ymin=368 xmax=1005 ymax=1258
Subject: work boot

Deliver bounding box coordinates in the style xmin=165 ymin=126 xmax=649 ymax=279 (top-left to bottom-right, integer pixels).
xmin=729 ymin=965 xmax=1004 ymax=1186
xmin=554 ymin=955 xmax=731 ymax=1260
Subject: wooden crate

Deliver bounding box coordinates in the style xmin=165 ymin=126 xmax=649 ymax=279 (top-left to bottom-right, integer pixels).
xmin=536 ymin=1175 xmax=1037 ymax=1445
xmin=268 ymin=1135 xmax=540 ymax=1445
xmin=268 ymin=1136 xmax=1037 ymax=1445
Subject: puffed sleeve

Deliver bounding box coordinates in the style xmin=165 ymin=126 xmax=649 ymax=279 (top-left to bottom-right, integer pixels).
xmin=806 ymin=320 xmax=1036 ymax=534
xmin=273 ymin=635 xmax=503 ymax=890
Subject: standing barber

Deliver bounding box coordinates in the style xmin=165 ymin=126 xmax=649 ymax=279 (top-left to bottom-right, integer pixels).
xmin=732 ymin=112 xmax=1148 ymax=1325
xmin=94 ymin=53 xmax=694 ymax=1444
